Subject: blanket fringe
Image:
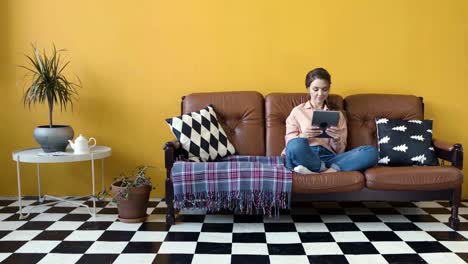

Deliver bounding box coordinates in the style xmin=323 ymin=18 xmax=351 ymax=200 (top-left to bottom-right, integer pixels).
xmin=173 ymin=191 xmax=289 ymax=216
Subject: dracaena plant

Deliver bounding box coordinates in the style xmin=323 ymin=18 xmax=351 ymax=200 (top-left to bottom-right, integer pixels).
xmin=19 ymin=43 xmax=81 ymax=127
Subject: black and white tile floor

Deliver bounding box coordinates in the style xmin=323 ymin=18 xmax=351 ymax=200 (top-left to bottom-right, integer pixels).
xmin=0 ymin=197 xmax=468 ymax=264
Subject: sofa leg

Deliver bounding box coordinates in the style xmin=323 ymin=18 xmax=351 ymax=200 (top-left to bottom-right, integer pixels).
xmin=165 ymin=176 xmax=175 ymax=226
xmin=448 ymin=186 xmax=461 ymax=230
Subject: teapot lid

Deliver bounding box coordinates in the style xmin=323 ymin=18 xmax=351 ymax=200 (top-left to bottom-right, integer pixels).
xmin=76 ymin=134 xmax=87 ymax=141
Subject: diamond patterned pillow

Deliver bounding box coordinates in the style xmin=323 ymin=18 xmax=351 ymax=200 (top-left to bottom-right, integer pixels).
xmin=166 ymin=105 xmax=236 ymax=162
xmin=375 ymin=118 xmax=439 ymax=166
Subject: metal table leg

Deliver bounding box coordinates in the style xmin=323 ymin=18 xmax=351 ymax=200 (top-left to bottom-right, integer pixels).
xmin=16 ymin=156 xmax=28 ymax=220
xmin=101 ymin=159 xmax=105 ymax=195
xmin=91 ymin=153 xmax=96 ymax=216
xmin=37 ymin=163 xmax=44 ymax=203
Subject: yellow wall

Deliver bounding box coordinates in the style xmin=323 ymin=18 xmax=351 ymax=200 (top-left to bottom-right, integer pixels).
xmin=1 ymin=0 xmax=468 ymax=198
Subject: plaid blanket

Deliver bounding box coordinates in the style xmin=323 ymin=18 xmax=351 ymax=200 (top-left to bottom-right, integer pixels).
xmin=171 ymin=155 xmax=292 ymax=216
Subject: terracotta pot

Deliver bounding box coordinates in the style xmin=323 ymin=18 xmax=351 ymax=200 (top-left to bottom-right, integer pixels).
xmin=111 ymin=181 xmax=152 ymax=223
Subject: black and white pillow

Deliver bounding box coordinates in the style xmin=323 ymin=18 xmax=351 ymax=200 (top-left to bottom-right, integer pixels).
xmin=376 ymin=118 xmax=438 ymax=166
xmin=166 ymin=105 xmax=236 ymax=162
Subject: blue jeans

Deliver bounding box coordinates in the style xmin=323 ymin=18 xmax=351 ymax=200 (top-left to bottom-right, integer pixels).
xmin=285 ymin=137 xmax=379 ymax=172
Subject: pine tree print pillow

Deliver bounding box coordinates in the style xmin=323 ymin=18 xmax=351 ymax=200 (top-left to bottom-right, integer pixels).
xmin=375 ymin=118 xmax=439 ymax=166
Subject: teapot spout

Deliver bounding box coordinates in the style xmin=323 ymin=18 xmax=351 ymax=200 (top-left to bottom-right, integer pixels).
xmin=68 ymin=140 xmax=74 ymax=149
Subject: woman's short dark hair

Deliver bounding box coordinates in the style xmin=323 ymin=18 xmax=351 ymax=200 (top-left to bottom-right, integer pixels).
xmin=305 ymin=68 xmax=331 ymax=88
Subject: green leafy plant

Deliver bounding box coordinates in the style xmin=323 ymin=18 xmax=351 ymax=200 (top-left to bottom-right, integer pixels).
xmin=19 ymin=43 xmax=81 ymax=127
xmin=104 ymin=165 xmax=156 ymax=203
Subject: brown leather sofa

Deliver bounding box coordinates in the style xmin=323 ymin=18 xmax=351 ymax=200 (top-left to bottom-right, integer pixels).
xmin=164 ymin=91 xmax=464 ymax=229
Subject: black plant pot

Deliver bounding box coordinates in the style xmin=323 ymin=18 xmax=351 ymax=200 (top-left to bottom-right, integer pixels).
xmin=33 ymin=125 xmax=74 ymax=152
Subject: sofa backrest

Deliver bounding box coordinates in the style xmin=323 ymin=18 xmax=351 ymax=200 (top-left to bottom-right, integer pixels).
xmin=179 ymin=92 xmax=424 ymax=157
xmin=265 ymin=93 xmax=344 ymax=156
xmin=182 ymin=91 xmax=265 ymax=156
xmin=344 ymin=94 xmax=423 ymax=149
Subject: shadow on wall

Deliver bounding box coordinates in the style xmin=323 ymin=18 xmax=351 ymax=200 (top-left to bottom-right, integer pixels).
xmin=0 ymin=1 xmax=10 ymax=78
xmin=0 ymin=1 xmax=11 ymax=111
xmin=74 ymin=69 xmax=140 ymax=178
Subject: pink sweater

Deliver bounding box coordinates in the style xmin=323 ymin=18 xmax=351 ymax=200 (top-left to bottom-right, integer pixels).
xmin=282 ymin=101 xmax=347 ymax=156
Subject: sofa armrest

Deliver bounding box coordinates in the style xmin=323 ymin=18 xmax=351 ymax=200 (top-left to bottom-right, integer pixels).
xmin=164 ymin=140 xmax=182 ymax=172
xmin=163 ymin=140 xmax=180 ymax=226
xmin=433 ymin=139 xmax=455 ymax=152
xmin=433 ymin=138 xmax=463 ymax=170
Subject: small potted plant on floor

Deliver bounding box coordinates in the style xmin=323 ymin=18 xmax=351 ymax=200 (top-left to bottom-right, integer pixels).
xmin=18 ymin=43 xmax=81 ymax=152
xmin=111 ymin=165 xmax=155 ymax=223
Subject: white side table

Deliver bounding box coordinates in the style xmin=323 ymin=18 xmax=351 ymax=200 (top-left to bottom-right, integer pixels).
xmin=12 ymin=146 xmax=112 ymax=219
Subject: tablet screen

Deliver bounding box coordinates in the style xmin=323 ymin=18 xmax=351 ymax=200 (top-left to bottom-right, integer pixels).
xmin=311 ymin=110 xmax=340 ymax=138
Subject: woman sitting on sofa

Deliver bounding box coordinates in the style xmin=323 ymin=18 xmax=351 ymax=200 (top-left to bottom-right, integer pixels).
xmin=284 ymin=67 xmax=379 ymax=174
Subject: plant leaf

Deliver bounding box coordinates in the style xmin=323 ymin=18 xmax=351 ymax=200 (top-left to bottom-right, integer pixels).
xmin=18 ymin=43 xmax=81 ymax=122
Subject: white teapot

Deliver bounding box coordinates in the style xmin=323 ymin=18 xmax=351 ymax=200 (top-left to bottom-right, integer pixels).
xmin=68 ymin=134 xmax=97 ymax=154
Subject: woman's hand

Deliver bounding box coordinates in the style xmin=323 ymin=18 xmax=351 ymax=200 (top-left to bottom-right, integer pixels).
xmin=326 ymin=126 xmax=343 ymax=140
xmin=300 ymin=126 xmax=323 ymax=138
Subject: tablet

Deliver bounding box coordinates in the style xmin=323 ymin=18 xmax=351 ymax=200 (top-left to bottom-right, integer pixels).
xmin=311 ymin=110 xmax=340 ymax=138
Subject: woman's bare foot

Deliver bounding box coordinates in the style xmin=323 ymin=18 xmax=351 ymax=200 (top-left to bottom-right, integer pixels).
xmin=322 ymin=167 xmax=338 ymax=173
xmin=293 ymin=165 xmax=317 ymax=174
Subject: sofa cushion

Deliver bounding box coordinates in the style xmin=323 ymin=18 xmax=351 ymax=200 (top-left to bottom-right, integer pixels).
xmin=183 ymin=91 xmax=265 ymax=156
xmin=265 ymin=93 xmax=343 ymax=156
xmin=365 ymin=166 xmax=463 ymax=191
xmin=166 ymin=105 xmax=236 ymax=162
xmin=344 ymin=94 xmax=423 ymax=150
xmin=292 ymin=171 xmax=364 ymax=193
xmin=376 ymin=118 xmax=438 ymax=166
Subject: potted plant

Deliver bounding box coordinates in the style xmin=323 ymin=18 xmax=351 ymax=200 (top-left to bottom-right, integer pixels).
xmin=110 ymin=165 xmax=155 ymax=223
xmin=19 ymin=43 xmax=81 ymax=152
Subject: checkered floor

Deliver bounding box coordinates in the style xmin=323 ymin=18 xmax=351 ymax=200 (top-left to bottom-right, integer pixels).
xmin=0 ymin=198 xmax=468 ymax=264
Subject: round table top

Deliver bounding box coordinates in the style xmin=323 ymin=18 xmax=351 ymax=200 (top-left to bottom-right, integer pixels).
xmin=12 ymin=146 xmax=112 ymax=163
